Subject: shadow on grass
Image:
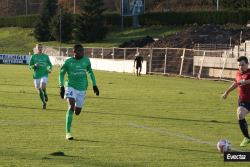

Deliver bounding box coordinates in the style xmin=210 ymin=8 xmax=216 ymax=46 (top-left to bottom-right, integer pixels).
xmin=88 ymin=111 xmax=237 ymax=125
xmin=88 ymin=96 xmax=118 ymax=100
xmin=73 ymin=138 xmax=174 ymax=150
xmin=0 ymin=90 xmax=65 ymax=100
xmin=0 ymin=90 xmax=117 ymax=100
xmin=70 ymin=138 xmax=214 ymax=153
xmin=129 ymin=144 xmax=213 ymax=153
xmin=0 ymin=83 xmax=35 ymax=88
xmin=0 ymin=104 xmax=65 ymax=112
xmin=0 ymin=84 xmax=68 ymax=89
xmin=48 ymin=151 xmax=79 ymax=157
xmin=0 ymin=90 xmax=37 ymax=95
xmin=74 ymin=139 xmax=104 ymax=143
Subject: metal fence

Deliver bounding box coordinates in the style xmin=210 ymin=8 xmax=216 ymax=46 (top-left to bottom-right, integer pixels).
xmin=41 ymin=46 xmax=248 ymax=81
xmin=1 ymin=0 xmax=43 ymax=17
xmin=194 ymin=43 xmax=234 ymax=51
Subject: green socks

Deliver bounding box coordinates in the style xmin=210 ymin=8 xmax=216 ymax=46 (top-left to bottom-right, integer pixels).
xmin=39 ymin=92 xmax=46 ymax=105
xmin=66 ymin=110 xmax=74 ymax=134
xmin=43 ymin=87 xmax=47 ymax=95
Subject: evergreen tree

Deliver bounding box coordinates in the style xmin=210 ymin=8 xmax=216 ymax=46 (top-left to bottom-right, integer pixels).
xmin=49 ymin=7 xmax=74 ymax=43
xmin=34 ymin=0 xmax=58 ymax=42
xmin=74 ymin=0 xmax=108 ymax=43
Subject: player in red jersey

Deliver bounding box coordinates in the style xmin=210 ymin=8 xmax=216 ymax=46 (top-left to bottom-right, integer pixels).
xmin=222 ymin=56 xmax=250 ymax=147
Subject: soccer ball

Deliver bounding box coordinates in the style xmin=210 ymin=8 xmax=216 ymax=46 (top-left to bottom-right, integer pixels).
xmin=217 ymin=139 xmax=231 ymax=152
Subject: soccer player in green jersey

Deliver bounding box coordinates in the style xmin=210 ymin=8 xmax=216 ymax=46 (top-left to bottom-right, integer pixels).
xmin=29 ymin=44 xmax=52 ymax=109
xmin=59 ymin=44 xmax=99 ymax=140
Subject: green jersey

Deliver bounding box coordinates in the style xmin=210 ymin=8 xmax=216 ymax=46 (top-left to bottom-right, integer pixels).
xmin=29 ymin=53 xmax=52 ymax=79
xmin=59 ymin=57 xmax=96 ymax=91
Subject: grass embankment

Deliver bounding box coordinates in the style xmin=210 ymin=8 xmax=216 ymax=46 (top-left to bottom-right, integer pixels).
xmin=0 ymin=26 xmax=190 ymax=55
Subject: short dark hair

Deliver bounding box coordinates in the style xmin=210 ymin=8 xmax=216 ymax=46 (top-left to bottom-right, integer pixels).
xmin=73 ymin=44 xmax=83 ymax=50
xmin=237 ymin=56 xmax=248 ymax=64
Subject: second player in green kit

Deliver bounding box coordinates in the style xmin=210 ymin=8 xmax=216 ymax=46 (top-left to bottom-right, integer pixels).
xmin=59 ymin=44 xmax=99 ymax=140
xmin=29 ymin=44 xmax=52 ymax=109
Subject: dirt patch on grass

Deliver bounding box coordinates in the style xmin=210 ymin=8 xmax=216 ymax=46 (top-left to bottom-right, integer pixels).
xmin=118 ymin=24 xmax=250 ymax=76
xmin=119 ymin=24 xmax=250 ymax=49
xmin=119 ymin=36 xmax=155 ymax=48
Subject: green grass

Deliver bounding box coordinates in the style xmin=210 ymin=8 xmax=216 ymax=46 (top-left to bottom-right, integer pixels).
xmin=0 ymin=64 xmax=250 ymax=166
xmin=0 ymin=26 xmax=190 ymax=55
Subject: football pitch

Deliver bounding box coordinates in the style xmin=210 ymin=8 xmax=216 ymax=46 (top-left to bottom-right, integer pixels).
xmin=0 ymin=64 xmax=249 ymax=166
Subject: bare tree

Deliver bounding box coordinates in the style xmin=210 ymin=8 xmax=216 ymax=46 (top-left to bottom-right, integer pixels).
xmin=0 ymin=1 xmax=7 ymax=16
xmin=57 ymin=0 xmax=85 ymax=13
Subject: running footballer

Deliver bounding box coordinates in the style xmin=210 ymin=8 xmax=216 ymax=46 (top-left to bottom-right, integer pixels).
xmin=59 ymin=44 xmax=99 ymax=140
xmin=222 ymin=56 xmax=250 ymax=147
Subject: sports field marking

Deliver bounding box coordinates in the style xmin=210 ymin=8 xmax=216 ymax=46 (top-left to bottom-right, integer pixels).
xmin=95 ymin=71 xmax=232 ymax=86
xmin=130 ymin=123 xmax=245 ymax=152
xmin=0 ymin=122 xmax=245 ymax=152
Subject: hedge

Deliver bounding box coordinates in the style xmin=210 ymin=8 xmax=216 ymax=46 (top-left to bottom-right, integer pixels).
xmin=0 ymin=14 xmax=38 ymax=28
xmin=103 ymin=12 xmax=133 ymax=27
xmin=139 ymin=9 xmax=250 ymax=26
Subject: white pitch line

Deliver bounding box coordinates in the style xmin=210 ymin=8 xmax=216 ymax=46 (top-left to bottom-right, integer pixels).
xmin=0 ymin=121 xmax=245 ymax=152
xmin=129 ymin=123 xmax=246 ymax=152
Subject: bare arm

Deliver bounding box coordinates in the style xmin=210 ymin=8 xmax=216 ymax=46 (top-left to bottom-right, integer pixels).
xmin=221 ymin=82 xmax=238 ymax=99
xmin=237 ymin=79 xmax=250 ymax=86
xmin=47 ymin=55 xmax=52 ymax=73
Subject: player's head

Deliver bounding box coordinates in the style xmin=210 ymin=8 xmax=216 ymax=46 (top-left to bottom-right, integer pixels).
xmin=73 ymin=44 xmax=84 ymax=59
xmin=36 ymin=44 xmax=43 ymax=54
xmin=237 ymin=56 xmax=249 ymax=73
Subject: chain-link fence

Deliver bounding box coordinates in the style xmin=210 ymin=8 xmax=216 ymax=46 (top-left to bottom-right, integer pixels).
xmin=0 ymin=0 xmax=43 ymax=17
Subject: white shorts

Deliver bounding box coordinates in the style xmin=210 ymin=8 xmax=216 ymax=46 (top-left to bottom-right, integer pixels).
xmin=65 ymin=87 xmax=86 ymax=108
xmin=33 ymin=77 xmax=48 ymax=89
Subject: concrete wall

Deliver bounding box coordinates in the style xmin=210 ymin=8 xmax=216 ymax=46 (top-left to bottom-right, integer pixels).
xmin=193 ymin=56 xmax=238 ymax=78
xmin=90 ymin=58 xmax=147 ymax=74
xmin=193 ymin=56 xmax=238 ymax=68
xmin=208 ymin=68 xmax=237 ymax=78
xmin=49 ymin=56 xmax=147 ymax=74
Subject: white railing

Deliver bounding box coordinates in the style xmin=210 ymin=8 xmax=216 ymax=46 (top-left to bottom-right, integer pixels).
xmin=41 ymin=46 xmax=248 ymax=81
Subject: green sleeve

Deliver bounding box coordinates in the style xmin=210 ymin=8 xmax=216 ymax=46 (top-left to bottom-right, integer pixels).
xmin=59 ymin=61 xmax=67 ymax=87
xmin=47 ymin=55 xmax=53 ymax=71
xmin=29 ymin=56 xmax=35 ymax=69
xmin=87 ymin=61 xmax=96 ymax=86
